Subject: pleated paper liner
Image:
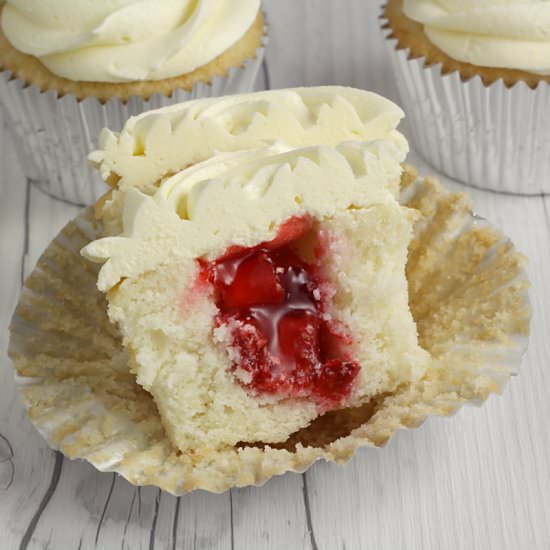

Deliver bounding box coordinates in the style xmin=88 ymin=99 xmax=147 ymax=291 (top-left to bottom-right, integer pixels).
xmin=8 ymin=168 xmax=530 ymax=494
xmin=381 ymin=1 xmax=550 ymax=195
xmin=0 ymin=17 xmax=268 ymax=206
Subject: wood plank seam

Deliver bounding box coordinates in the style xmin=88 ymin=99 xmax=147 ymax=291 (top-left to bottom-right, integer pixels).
xmin=121 ymin=488 xmax=138 ymax=550
xmin=147 ymin=490 xmax=161 ymax=550
xmin=18 ymin=451 xmax=63 ymax=550
xmin=302 ymin=474 xmax=319 ymax=550
xmin=229 ymin=490 xmax=235 ymax=550
xmin=171 ymin=496 xmax=181 ymax=550
xmin=94 ymin=473 xmax=116 ymax=546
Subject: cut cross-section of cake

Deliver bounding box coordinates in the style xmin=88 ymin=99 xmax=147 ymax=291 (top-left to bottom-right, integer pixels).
xmin=83 ymin=140 xmax=431 ymax=454
xmin=90 ymin=86 xmax=408 ymax=235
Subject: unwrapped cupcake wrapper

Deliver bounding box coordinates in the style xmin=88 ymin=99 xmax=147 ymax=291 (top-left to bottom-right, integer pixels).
xmin=8 ymin=173 xmax=530 ymax=495
xmin=0 ymin=31 xmax=267 ymax=206
xmin=384 ymin=36 xmax=550 ymax=195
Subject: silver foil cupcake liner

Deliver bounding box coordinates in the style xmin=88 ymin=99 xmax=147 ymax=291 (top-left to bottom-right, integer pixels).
xmin=0 ymin=29 xmax=267 ymax=206
xmin=8 ymin=172 xmax=530 ymax=494
xmin=384 ymin=37 xmax=550 ymax=195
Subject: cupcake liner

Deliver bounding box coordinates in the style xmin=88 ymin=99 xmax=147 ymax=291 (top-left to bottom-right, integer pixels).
xmin=383 ymin=32 xmax=550 ymax=195
xmin=8 ymin=170 xmax=530 ymax=495
xmin=0 ymin=26 xmax=268 ymax=206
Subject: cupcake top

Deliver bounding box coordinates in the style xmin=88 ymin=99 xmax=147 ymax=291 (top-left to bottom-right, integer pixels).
xmin=1 ymin=0 xmax=260 ymax=82
xmin=403 ymin=0 xmax=550 ymax=75
xmin=93 ymin=86 xmax=407 ymax=191
xmin=84 ymin=139 xmax=407 ymax=292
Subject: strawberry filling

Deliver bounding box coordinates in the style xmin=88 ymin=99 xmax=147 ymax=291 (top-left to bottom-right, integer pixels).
xmin=201 ymin=216 xmax=360 ymax=408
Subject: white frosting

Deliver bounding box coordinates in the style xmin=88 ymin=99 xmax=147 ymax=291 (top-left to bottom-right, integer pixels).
xmin=403 ymin=0 xmax=550 ymax=75
xmin=82 ymin=140 xmax=407 ymax=292
xmin=91 ymin=86 xmax=408 ymax=191
xmin=1 ymin=0 xmax=260 ymax=82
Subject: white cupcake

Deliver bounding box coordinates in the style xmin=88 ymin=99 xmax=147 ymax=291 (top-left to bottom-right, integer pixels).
xmin=82 ymin=140 xmax=432 ymax=454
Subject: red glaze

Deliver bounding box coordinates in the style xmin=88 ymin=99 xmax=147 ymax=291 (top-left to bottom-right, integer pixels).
xmin=202 ymin=216 xmax=359 ymax=408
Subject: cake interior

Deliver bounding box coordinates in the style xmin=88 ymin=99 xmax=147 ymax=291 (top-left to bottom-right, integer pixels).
xmin=107 ymin=205 xmax=429 ymax=454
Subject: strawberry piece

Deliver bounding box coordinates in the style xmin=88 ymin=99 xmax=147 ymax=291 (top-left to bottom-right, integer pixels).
xmin=215 ymin=252 xmax=284 ymax=309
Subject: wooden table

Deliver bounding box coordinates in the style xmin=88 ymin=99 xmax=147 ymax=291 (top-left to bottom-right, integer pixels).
xmin=1 ymin=2 xmax=549 ymax=549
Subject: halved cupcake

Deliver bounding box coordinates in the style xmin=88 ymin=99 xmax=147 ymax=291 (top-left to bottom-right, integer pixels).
xmin=82 ymin=140 xmax=431 ymax=454
xmin=11 ymin=162 xmax=530 ymax=493
xmin=90 ymin=86 xmax=408 ymax=234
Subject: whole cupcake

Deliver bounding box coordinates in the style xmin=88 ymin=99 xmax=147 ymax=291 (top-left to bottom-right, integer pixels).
xmin=383 ymin=0 xmax=550 ymax=195
xmin=0 ymin=0 xmax=266 ymax=204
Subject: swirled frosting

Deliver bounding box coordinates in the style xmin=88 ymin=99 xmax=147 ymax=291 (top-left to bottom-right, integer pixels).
xmin=403 ymin=0 xmax=550 ymax=75
xmin=92 ymin=86 xmax=407 ymax=191
xmin=1 ymin=0 xmax=260 ymax=82
xmin=83 ymin=140 xmax=407 ymax=291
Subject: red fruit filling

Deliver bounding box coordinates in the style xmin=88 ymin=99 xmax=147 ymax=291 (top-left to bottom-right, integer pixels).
xmin=201 ymin=216 xmax=360 ymax=408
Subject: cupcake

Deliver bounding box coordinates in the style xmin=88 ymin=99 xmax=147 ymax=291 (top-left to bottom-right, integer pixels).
xmin=82 ymin=87 xmax=428 ymax=454
xmin=9 ymin=88 xmax=530 ymax=494
xmin=383 ymin=0 xmax=550 ymax=195
xmin=0 ymin=0 xmax=266 ymax=204
xmin=82 ymin=141 xmax=432 ymax=454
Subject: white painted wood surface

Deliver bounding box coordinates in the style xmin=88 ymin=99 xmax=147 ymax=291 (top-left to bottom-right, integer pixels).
xmin=1 ymin=1 xmax=549 ymax=548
